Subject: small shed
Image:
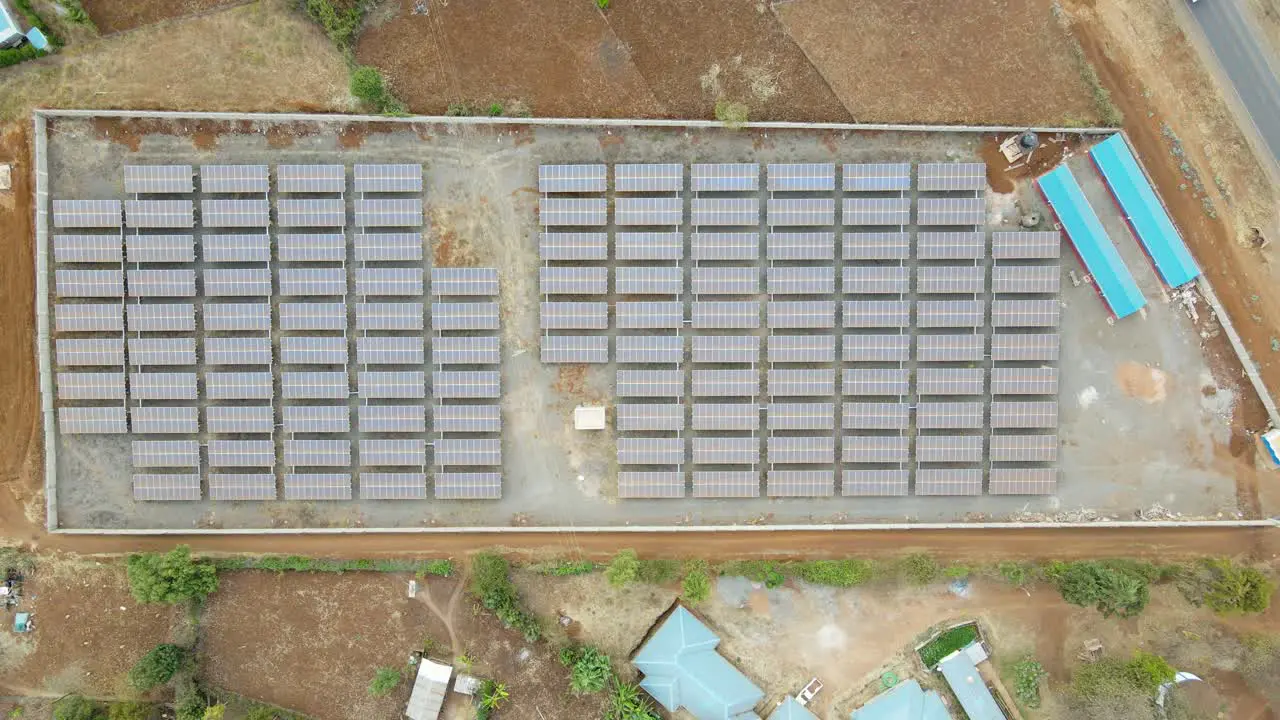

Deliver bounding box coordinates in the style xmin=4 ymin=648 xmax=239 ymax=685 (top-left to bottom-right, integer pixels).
xmin=405 ymin=659 xmax=452 ymax=720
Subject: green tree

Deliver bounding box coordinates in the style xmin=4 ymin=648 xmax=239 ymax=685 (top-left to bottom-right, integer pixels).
xmin=605 ymin=550 xmax=640 ymax=588
xmin=53 ymin=696 xmax=97 ymax=720
xmin=568 ymin=646 xmax=612 ymax=694
xmin=469 ymin=553 xmax=541 ymax=642
xmin=107 ymin=702 xmax=151 ymax=720
xmin=1202 ymin=559 xmax=1274 ymax=614
xmin=128 ymin=643 xmax=185 ymax=691
xmin=368 ymin=667 xmax=402 ymax=697
xmin=1052 ymin=561 xmax=1150 ymax=617
xmin=681 ymin=561 xmax=712 ymax=604
xmin=126 ymin=545 xmax=218 ymax=604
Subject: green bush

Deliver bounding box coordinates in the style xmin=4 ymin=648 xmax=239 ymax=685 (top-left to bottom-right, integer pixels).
xmin=997 ymin=561 xmax=1032 ymax=587
xmin=58 ymin=0 xmax=93 ymax=26
xmin=107 ymin=702 xmax=150 ymax=720
xmin=718 ymin=561 xmax=786 ymax=588
xmin=368 ymin=667 xmax=402 ymax=697
xmin=787 ymin=559 xmax=873 ymax=588
xmin=1050 ymin=561 xmax=1150 ymax=618
xmin=478 ymin=680 xmax=508 ymax=711
xmin=1071 ymin=651 xmax=1175 ymax=700
xmin=127 ymin=545 xmax=219 ymax=604
xmin=681 ymin=561 xmax=712 ymax=605
xmin=918 ymin=623 xmax=980 ymax=668
xmin=129 ymin=643 xmax=185 ymax=691
xmin=605 ymin=550 xmax=640 ymax=588
xmin=53 ymin=696 xmax=97 ymax=720
xmin=1201 ymin=559 xmax=1274 ymax=614
xmin=529 ymin=560 xmax=596 ymax=576
xmin=608 ymin=680 xmax=660 ymax=720
xmin=596 ymin=0 xmax=610 ymax=8
xmin=173 ymin=678 xmax=207 ymax=720
xmin=567 ymin=646 xmax=612 ymax=694
xmin=300 ymin=0 xmax=366 ymax=49
xmin=0 ymin=43 xmax=44 ymax=69
xmin=636 ymin=559 xmax=679 ymax=585
xmin=350 ymin=66 xmax=403 ymax=114
xmin=1010 ymin=657 xmax=1048 ymax=709
xmin=900 ymin=554 xmax=940 ymax=585
xmin=469 ymin=553 xmax=541 ymax=642
xmin=943 ymin=564 xmax=972 ymax=580
xmin=202 ymin=706 xmax=226 ymax=720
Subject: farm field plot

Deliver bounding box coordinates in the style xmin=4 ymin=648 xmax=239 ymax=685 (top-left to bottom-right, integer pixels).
xmin=82 ymin=0 xmax=248 ymax=34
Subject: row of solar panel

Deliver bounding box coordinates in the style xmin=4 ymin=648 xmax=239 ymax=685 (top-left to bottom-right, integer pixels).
xmin=55 ymin=335 xmax=499 ymax=367
xmin=612 ymin=397 xmax=1056 ymax=430
xmin=53 ymin=234 xmax=490 ymax=268
xmin=613 ymin=433 xmax=1053 ymax=465
xmin=52 ymin=198 xmax=424 ymax=229
xmin=55 ymin=268 xmax=488 ymax=299
xmin=120 ymin=164 xmax=423 ymax=195
xmin=133 ymin=471 xmax=500 ymax=502
xmin=538 ymin=231 xmax=1060 ymax=261
xmin=611 ymin=368 xmax=1056 ymax=398
xmin=615 ymin=467 xmax=1056 ymax=499
xmin=55 ymin=370 xmax=500 ymax=400
xmin=131 ymin=437 xmax=500 ymax=468
xmin=539 ymin=197 xmax=985 ymax=227
xmin=537 ymin=163 xmax=986 ymax=194
xmin=52 ymin=301 xmax=497 ymax=333
xmin=59 ymin=403 xmax=501 ymax=435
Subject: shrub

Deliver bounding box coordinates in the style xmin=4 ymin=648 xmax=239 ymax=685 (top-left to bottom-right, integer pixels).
xmin=301 ymin=0 xmax=366 ymax=50
xmin=1050 ymin=561 xmax=1150 ymax=618
xmin=445 ymin=102 xmax=477 ymax=117
xmin=478 ymin=680 xmax=508 ymax=710
xmin=597 ymin=0 xmax=610 ymax=8
xmin=486 ymin=102 xmax=504 ymax=116
xmin=943 ymin=564 xmax=972 ymax=580
xmin=529 ymin=560 xmax=596 ymax=576
xmin=787 ymin=559 xmax=873 ymax=588
xmin=53 ymin=696 xmax=97 ymax=720
xmin=469 ymin=553 xmax=541 ymax=642
xmin=1123 ymin=651 xmax=1176 ymax=692
xmin=1201 ymin=559 xmax=1274 ymax=614
xmin=568 ymin=646 xmax=612 ymax=694
xmin=350 ymin=66 xmax=403 ymax=114
xmin=714 ymin=100 xmax=749 ymax=128
xmin=1010 ymin=657 xmax=1048 ymax=709
xmin=58 ymin=0 xmax=92 ymax=26
xmin=605 ymin=550 xmax=640 ymax=588
xmin=368 ymin=667 xmax=402 ymax=697
xmin=636 ymin=559 xmax=679 ymax=585
xmin=997 ymin=561 xmax=1031 ymax=587
xmin=1071 ymin=651 xmax=1175 ymax=700
xmin=718 ymin=561 xmax=785 ymax=588
xmin=129 ymin=643 xmax=185 ymax=690
xmin=608 ymin=680 xmax=660 ymax=720
xmin=202 ymin=706 xmax=226 ymax=720
xmin=127 ymin=545 xmax=218 ymax=604
xmin=681 ymin=561 xmax=712 ymax=604
xmin=918 ymin=623 xmax=980 ymax=668
xmin=244 ymin=706 xmax=290 ymax=720
xmin=173 ymin=678 xmax=207 ymax=720
xmin=900 ymin=554 xmax=940 ymax=585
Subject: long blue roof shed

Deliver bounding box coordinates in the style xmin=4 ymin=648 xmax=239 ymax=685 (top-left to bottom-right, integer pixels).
xmin=633 ymin=606 xmax=765 ymax=720
xmin=850 ymin=679 xmax=951 ymax=720
xmin=1090 ymin=134 xmax=1200 ymax=288
xmin=937 ymin=650 xmax=1007 ymax=720
xmin=1037 ymin=164 xmax=1146 ymax=319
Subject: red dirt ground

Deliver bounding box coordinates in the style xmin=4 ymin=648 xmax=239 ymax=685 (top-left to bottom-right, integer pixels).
xmin=82 ymin=0 xmax=247 ymax=34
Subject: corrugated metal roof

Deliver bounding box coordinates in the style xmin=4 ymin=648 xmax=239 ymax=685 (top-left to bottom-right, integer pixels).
xmin=850 ymin=679 xmax=951 ymax=720
xmin=937 ymin=648 xmax=1007 ymax=720
xmin=405 ymin=659 xmax=452 ymax=720
xmin=634 ymin=606 xmax=764 ymax=720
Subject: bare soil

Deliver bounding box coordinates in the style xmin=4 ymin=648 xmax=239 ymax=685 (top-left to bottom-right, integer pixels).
xmin=82 ymin=0 xmax=248 ymax=34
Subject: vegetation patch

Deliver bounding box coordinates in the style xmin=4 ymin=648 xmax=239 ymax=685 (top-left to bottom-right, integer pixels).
xmin=918 ymin=623 xmax=980 ymax=669
xmin=129 ymin=643 xmax=186 ymax=691
xmin=680 ymin=560 xmax=712 ymax=604
xmin=1046 ymin=559 xmax=1163 ymax=617
xmin=350 ymin=65 xmax=404 ymax=115
xmin=1179 ymin=558 xmax=1274 ymax=614
xmin=561 ymin=646 xmax=612 ymax=695
xmin=128 ymin=545 xmax=219 ymax=605
xmin=469 ymin=553 xmax=541 ymax=642
xmin=367 ymin=666 xmax=402 ymax=697
xmin=785 ymin=559 xmax=875 ymax=588
xmin=210 ymin=555 xmax=453 ymax=577
xmin=528 ymin=560 xmax=597 ymax=576
xmin=1010 ymin=656 xmax=1048 ymax=709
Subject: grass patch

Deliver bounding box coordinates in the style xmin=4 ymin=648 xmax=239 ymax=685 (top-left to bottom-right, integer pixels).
xmin=714 ymin=99 xmax=749 ymax=128
xmin=527 ymin=560 xmax=597 ymax=576
xmin=918 ymin=623 xmax=980 ymax=669
xmin=785 ymin=559 xmax=875 ymax=587
xmin=1064 ymin=31 xmax=1122 ymax=126
xmin=209 ymin=555 xmax=454 ymax=577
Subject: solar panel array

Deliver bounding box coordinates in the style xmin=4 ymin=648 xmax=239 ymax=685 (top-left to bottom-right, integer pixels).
xmin=534 ymin=161 xmax=1060 ymax=497
xmin=51 ymin=164 xmax=505 ymax=502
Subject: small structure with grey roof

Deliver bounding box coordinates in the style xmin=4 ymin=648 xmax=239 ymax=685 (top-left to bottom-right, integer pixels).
xmin=850 ymin=679 xmax=951 ymax=720
xmin=937 ymin=648 xmax=1007 ymax=720
xmin=404 ymin=658 xmax=452 ymax=720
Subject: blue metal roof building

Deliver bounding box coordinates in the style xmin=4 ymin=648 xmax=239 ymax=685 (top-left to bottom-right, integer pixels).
xmin=1090 ymin=134 xmax=1200 ymax=288
xmin=937 ymin=650 xmax=1007 ymax=720
xmin=1037 ymin=164 xmax=1147 ymax=319
xmin=633 ymin=606 xmax=765 ymax=720
xmin=850 ymin=680 xmax=951 ymax=720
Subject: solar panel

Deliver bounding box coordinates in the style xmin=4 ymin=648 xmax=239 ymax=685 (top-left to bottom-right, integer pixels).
xmin=200 ymin=164 xmax=269 ymax=194
xmin=917 ymin=162 xmax=986 ymax=192
xmin=203 ymin=233 xmax=271 ymax=263
xmin=691 ymin=197 xmax=759 ymax=227
xmin=917 ymin=197 xmax=985 ymax=226
xmin=841 ymin=469 xmax=909 ymax=497
xmin=434 ymin=472 xmax=503 ymax=500
xmin=360 ymin=472 xmax=428 ymax=500
xmin=125 ymin=302 xmax=195 ymax=333
xmin=205 ymin=302 xmax=272 ymax=332
xmin=277 ymin=164 xmax=345 ymax=194
xmin=917 ymin=367 xmax=987 ymax=397
xmin=990 ymin=401 xmax=1058 ymax=429
xmin=842 ymin=266 xmax=909 ymax=295
xmin=768 ymin=368 xmax=835 ymax=397
xmin=360 ymin=439 xmax=427 ymax=466
xmin=768 ymin=163 xmax=835 ymax=192
xmin=989 ymin=468 xmax=1057 ymax=495
xmin=131 ymin=440 xmax=199 ymax=468
xmin=842 ymin=368 xmax=910 ymax=396
xmin=206 ymin=406 xmax=274 ymax=434
xmin=355 ymin=302 xmax=422 ymax=331
xmin=842 ymin=300 xmax=909 ymax=328
xmin=916 ymin=265 xmax=985 ymax=295
xmin=433 ymin=404 xmax=502 ymax=433
xmin=128 ymin=337 xmax=196 ymax=366
xmin=355 ymin=198 xmax=423 ymax=227
xmin=434 ymin=438 xmax=502 ymax=466
xmin=278 ymin=232 xmax=347 ymax=262
xmin=53 ymin=199 xmax=122 ymax=228
xmin=58 ymin=406 xmax=128 ymax=434
xmin=616 ymin=266 xmax=683 ymax=296
xmin=691 ymin=403 xmax=759 ymax=431
xmin=540 ymin=266 xmax=608 ymax=295
xmin=692 ymin=436 xmax=758 ymax=465
xmin=540 ymin=197 xmax=608 ymax=226
xmin=124 ymin=233 xmax=195 ymax=263
xmin=767 ymin=300 xmax=835 ymax=329
xmin=615 ymin=335 xmax=682 ymax=365
xmin=126 ymin=269 xmax=196 ymax=298
xmin=842 ymin=232 xmax=909 ymax=261
xmin=200 ymin=336 xmax=270 ymax=366
xmin=991 ymin=367 xmax=1058 ymax=395
xmin=766 ymin=470 xmax=834 ymax=497
xmin=355 ymin=232 xmax=422 ymax=262
xmin=692 ymin=471 xmax=760 ymax=498
xmin=990 ymin=433 xmax=1058 ymax=462
xmin=432 ymin=336 xmax=500 ymax=366
xmin=538 ymin=164 xmax=607 ymax=193
xmin=278 ymin=267 xmax=346 ymax=297
xmin=205 ymin=371 xmax=272 ymax=400
xmin=691 ymin=301 xmax=759 ymax=329
xmin=431 ymin=370 xmax=499 ymax=399
xmin=56 ymin=269 xmax=124 ymax=298
xmin=54 ymin=234 xmax=123 ymax=263
xmin=769 ymin=335 xmax=835 ymax=363
xmin=284 ymin=439 xmax=351 ymax=467
xmin=614 ymin=163 xmax=683 ymax=193
xmin=276 ymin=198 xmax=345 ymax=228
xmin=916 ymin=334 xmax=984 ymax=362
xmin=691 ymin=163 xmax=759 ymax=192
xmin=991 ymin=333 xmax=1059 ymax=362
xmin=842 ymin=334 xmax=909 ymax=362
xmin=201 ymin=199 xmax=270 ymax=228
xmin=692 ymin=335 xmax=759 ymax=364
xmin=691 ymin=232 xmax=760 ymax=261
xmin=767 ymin=232 xmax=835 ymax=261
xmin=283 ymin=405 xmax=351 ymax=434
xmin=916 ymin=401 xmax=984 ymax=429
xmin=992 ymin=299 xmax=1060 ymax=328
xmin=992 ymin=265 xmax=1060 ymax=295
xmin=56 ymin=304 xmax=124 ymax=333
xmin=359 ymin=404 xmax=427 ymax=433
xmin=539 ymin=232 xmax=608 ymax=261
xmin=56 ymin=338 xmax=125 ymax=367
xmin=615 ymin=232 xmax=683 ymax=260
xmin=357 ymin=267 xmax=424 ymax=297
xmin=124 ymin=165 xmax=193 ymax=194
xmin=356 ymin=335 xmax=423 ymax=366
xmin=132 ymin=474 xmax=201 ymax=501
xmin=130 ymin=371 xmax=198 ymax=400
xmin=353 ymin=164 xmax=423 ymax=193
xmin=768 ymin=266 xmax=834 ymax=295
xmin=766 ymin=402 xmax=834 ymax=431
xmin=208 ymin=440 xmax=275 ymax=467
xmin=432 ymin=302 xmax=500 ymax=331
xmin=992 ymin=231 xmax=1061 ymax=260
xmin=359 ymin=370 xmax=428 ymax=399
xmin=842 ymin=402 xmax=910 ymax=430
xmin=915 ymin=468 xmax=983 ymax=496
xmin=281 ymin=335 xmax=348 ymax=365
xmin=916 ymin=232 xmax=985 ymax=260
xmin=281 ymin=368 xmax=350 ymax=397
xmin=617 ymin=437 xmax=684 ymax=466
xmin=125 ymin=200 xmax=194 ymax=228
xmin=541 ymin=335 xmax=610 ymax=364
xmin=688 ymin=267 xmax=756 ymax=298
xmin=615 ymin=196 xmax=683 ymax=226
xmin=842 ymin=163 xmax=912 ymax=192
xmin=768 ymin=198 xmax=835 ymax=227
xmin=616 ymin=369 xmax=684 ymax=398
xmin=204 ymin=268 xmax=272 ymax=297
xmin=915 ymin=435 xmax=984 ymax=463
xmin=693 ymin=369 xmax=757 ymax=397
xmin=540 ymin=302 xmax=608 ymax=330
xmin=617 ymin=403 xmax=685 ymax=432
xmin=841 ymin=197 xmax=911 ymax=226
xmin=56 ymin=371 xmax=125 ymax=400
xmin=432 ymin=267 xmax=500 ymax=296
xmin=284 ymin=474 xmax=353 ymax=500
xmin=917 ymin=299 xmax=985 ymax=328
xmin=209 ymin=473 xmax=277 ymax=501
xmin=842 ymin=435 xmax=909 ymax=464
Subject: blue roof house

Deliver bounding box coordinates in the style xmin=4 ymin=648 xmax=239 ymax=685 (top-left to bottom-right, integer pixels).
xmin=0 ymin=1 xmax=25 ymax=49
xmin=633 ymin=606 xmax=765 ymax=720
xmin=937 ymin=649 xmax=1007 ymax=720
xmin=851 ymin=679 xmax=951 ymax=720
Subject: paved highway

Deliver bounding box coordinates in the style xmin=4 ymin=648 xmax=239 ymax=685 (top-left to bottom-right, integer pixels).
xmin=1189 ymin=0 xmax=1280 ymax=167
